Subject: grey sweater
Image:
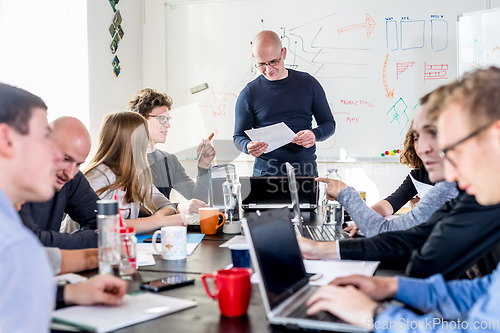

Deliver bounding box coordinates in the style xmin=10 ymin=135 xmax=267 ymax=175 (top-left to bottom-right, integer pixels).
xmin=148 ymin=149 xmax=209 ymax=202
xmin=337 ymin=181 xmax=458 ymax=238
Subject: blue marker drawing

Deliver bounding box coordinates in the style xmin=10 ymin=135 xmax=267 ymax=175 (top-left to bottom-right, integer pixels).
xmin=386 ymin=98 xmax=410 ymax=135
xmin=386 ymin=20 xmax=399 ymax=51
xmin=431 ymin=19 xmax=448 ymax=52
xmin=401 ymin=20 xmax=425 ymax=50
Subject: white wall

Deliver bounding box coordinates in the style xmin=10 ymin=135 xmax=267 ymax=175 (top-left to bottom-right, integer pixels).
xmin=87 ymin=0 xmax=144 ymax=154
xmin=0 ymin=0 xmax=89 ymax=126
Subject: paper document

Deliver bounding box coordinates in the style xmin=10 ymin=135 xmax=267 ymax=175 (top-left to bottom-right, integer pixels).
xmin=244 ymin=122 xmax=297 ymax=154
xmin=250 ymin=260 xmax=379 ymax=286
xmin=303 ymin=259 xmax=379 ymax=286
xmin=55 ymin=273 xmax=88 ymax=284
xmin=53 ymin=292 xmax=197 ymax=333
xmin=137 ymin=252 xmax=155 ymax=266
xmin=219 ymin=235 xmax=247 ymax=247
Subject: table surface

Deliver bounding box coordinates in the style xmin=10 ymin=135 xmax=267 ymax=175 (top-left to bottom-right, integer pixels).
xmin=54 ymin=211 xmax=404 ymax=333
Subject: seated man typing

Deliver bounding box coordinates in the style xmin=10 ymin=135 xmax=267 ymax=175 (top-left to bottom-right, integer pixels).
xmin=299 ymin=85 xmax=500 ymax=280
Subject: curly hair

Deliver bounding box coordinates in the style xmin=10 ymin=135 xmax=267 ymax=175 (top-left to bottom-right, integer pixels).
xmin=127 ymin=88 xmax=173 ymax=118
xmin=399 ymin=120 xmax=423 ymax=169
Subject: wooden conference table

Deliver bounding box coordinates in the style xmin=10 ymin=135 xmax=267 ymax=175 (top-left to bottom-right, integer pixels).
xmin=57 ymin=211 xmax=402 ymax=333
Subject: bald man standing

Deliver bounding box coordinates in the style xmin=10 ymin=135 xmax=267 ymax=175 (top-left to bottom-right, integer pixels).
xmin=19 ymin=117 xmax=100 ymax=249
xmin=233 ymin=30 xmax=335 ymax=176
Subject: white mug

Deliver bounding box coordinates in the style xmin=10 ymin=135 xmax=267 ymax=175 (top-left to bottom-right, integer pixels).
xmin=152 ymin=226 xmax=187 ymax=260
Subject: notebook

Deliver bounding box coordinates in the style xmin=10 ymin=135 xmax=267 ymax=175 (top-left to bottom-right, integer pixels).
xmin=241 ymin=208 xmax=367 ymax=333
xmin=52 ymin=292 xmax=196 ymax=333
xmin=240 ymin=176 xmax=318 ymax=211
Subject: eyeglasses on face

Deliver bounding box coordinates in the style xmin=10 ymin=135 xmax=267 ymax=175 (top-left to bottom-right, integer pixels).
xmin=148 ymin=115 xmax=172 ymax=125
xmin=255 ymin=49 xmax=283 ymax=69
xmin=439 ymin=122 xmax=491 ymax=166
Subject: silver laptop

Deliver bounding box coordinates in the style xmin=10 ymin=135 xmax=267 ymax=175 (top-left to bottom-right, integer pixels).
xmin=285 ymin=162 xmax=348 ymax=242
xmin=241 ymin=208 xmax=367 ymax=333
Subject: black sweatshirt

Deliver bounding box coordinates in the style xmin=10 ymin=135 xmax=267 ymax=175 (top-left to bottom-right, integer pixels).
xmin=340 ymin=192 xmax=500 ymax=280
xmin=19 ymin=171 xmax=98 ymax=249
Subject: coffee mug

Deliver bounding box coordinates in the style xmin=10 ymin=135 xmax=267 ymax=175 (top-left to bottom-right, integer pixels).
xmin=229 ymin=244 xmax=251 ymax=268
xmin=152 ymin=226 xmax=187 ymax=260
xmin=201 ymin=268 xmax=252 ymax=318
xmin=199 ymin=207 xmax=225 ymax=235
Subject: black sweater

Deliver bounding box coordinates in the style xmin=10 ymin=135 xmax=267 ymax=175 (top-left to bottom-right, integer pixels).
xmin=340 ymin=192 xmax=500 ymax=280
xmin=19 ymin=171 xmax=98 ymax=249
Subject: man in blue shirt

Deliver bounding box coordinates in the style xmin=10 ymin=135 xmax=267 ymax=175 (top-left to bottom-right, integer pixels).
xmin=233 ymin=30 xmax=335 ymax=177
xmin=0 ymin=83 xmax=126 ymax=332
xmin=304 ymin=68 xmax=500 ymax=331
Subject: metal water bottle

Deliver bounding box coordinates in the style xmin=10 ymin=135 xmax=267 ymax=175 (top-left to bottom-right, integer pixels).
xmin=97 ymin=200 xmax=121 ymax=274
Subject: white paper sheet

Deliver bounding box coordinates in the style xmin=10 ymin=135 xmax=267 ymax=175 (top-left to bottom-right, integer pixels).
xmin=303 ymin=259 xmax=380 ymax=286
xmin=55 ymin=273 xmax=88 ymax=284
xmin=219 ymin=235 xmax=247 ymax=247
xmin=52 ymin=293 xmax=197 ymax=333
xmin=244 ymin=122 xmax=297 ymax=153
xmin=250 ymin=260 xmax=379 ymax=286
xmin=137 ymin=253 xmax=156 ymax=266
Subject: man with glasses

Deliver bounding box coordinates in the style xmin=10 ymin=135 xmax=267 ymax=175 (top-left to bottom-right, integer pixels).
xmin=303 ymin=68 xmax=500 ymax=331
xmin=128 ymin=88 xmax=214 ymax=214
xmin=233 ymin=30 xmax=335 ymax=176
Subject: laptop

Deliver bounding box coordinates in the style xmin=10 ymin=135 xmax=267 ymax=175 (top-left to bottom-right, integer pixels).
xmin=286 ymin=163 xmax=348 ymax=242
xmin=241 ymin=208 xmax=367 ymax=333
xmin=240 ymin=176 xmax=318 ymax=211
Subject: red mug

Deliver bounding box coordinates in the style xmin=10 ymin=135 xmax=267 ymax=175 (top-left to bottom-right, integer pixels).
xmin=201 ymin=268 xmax=252 ymax=318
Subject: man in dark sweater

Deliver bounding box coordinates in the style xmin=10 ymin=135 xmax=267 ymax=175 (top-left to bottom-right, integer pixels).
xmin=19 ymin=117 xmax=99 ymax=249
xmin=233 ymin=30 xmax=335 ymax=177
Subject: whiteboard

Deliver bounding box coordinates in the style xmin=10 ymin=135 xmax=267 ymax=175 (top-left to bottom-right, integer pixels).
xmin=163 ymin=0 xmax=482 ymax=162
xmin=458 ymin=7 xmax=500 ymax=78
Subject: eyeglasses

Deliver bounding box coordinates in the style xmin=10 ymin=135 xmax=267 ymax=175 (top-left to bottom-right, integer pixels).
xmin=255 ymin=49 xmax=283 ymax=69
xmin=439 ymin=122 xmax=491 ymax=166
xmin=148 ymin=115 xmax=172 ymax=125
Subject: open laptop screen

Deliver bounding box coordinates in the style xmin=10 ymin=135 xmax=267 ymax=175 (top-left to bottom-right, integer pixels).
xmin=245 ymin=208 xmax=309 ymax=310
xmin=240 ymin=176 xmax=317 ymax=210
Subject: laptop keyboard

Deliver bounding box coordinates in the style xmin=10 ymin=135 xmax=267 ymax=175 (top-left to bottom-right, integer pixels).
xmin=288 ymin=302 xmax=342 ymax=322
xmin=295 ymin=224 xmax=348 ymax=241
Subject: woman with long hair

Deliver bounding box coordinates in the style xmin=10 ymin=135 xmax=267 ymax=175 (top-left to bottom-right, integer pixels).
xmin=84 ymin=111 xmax=185 ymax=233
xmin=369 ymin=118 xmax=433 ymax=218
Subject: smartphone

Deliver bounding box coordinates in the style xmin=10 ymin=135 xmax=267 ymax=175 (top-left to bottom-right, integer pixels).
xmin=140 ymin=275 xmax=195 ymax=292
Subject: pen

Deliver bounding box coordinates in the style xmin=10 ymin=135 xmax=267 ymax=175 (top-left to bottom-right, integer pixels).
xmin=197 ymin=133 xmax=214 ymax=164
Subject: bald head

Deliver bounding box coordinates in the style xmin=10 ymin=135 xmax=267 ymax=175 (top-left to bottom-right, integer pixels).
xmin=252 ymin=30 xmax=287 ymax=81
xmin=252 ymin=30 xmax=282 ymax=55
xmin=50 ymin=117 xmax=91 ymax=190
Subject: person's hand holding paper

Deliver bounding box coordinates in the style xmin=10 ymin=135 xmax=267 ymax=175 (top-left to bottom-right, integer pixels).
xmin=244 ymin=122 xmax=297 ymax=155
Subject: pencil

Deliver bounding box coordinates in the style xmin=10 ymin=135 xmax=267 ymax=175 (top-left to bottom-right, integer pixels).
xmin=197 ymin=133 xmax=214 ymax=164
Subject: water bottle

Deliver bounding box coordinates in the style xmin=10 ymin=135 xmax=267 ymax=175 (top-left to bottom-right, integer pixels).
xmin=97 ymin=200 xmax=121 ymax=274
xmin=321 ymin=168 xmax=344 ymax=227
xmin=119 ymin=226 xmax=137 ymax=276
xmin=222 ymin=173 xmax=242 ymax=234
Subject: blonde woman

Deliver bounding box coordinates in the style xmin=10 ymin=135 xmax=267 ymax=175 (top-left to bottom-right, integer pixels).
xmin=84 ymin=111 xmax=185 ymax=234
